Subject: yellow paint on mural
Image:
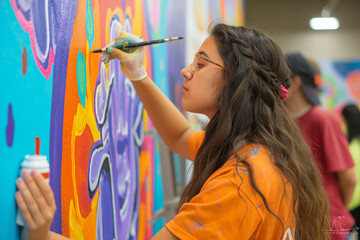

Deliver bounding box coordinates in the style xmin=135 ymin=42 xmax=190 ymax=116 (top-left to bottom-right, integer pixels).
xmin=68 ymin=36 xmax=101 ymax=239
xmin=195 ymin=1 xmax=205 ymax=32
xmin=236 ymin=1 xmax=245 ymax=26
xmin=69 ymin=99 xmax=100 ymax=239
xmin=69 ymin=191 xmax=99 ymax=240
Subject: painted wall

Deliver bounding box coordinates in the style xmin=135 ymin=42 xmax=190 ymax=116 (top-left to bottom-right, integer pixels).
xmin=318 ymin=59 xmax=360 ymax=123
xmin=0 ymin=0 xmax=243 ymax=239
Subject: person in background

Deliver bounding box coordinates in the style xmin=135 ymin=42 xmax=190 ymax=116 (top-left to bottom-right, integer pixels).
xmin=285 ymin=52 xmax=356 ymax=240
xmin=342 ymin=103 xmax=360 ymax=237
xmin=15 ymin=25 xmax=330 ymax=240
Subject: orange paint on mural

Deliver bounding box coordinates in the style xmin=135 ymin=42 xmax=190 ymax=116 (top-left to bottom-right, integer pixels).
xmin=220 ymin=0 xmax=225 ymax=20
xmin=137 ymin=136 xmax=154 ymax=240
xmin=88 ymin=0 xmax=102 ymax=89
xmin=62 ymin=0 xmax=97 ymax=237
xmin=347 ymin=70 xmax=360 ymax=100
xmin=74 ymin=125 xmax=93 ymax=217
xmin=22 ymin=47 xmax=27 ymax=75
xmin=61 ymin=1 xmax=156 ymax=239
xmin=236 ymin=1 xmax=245 ymax=26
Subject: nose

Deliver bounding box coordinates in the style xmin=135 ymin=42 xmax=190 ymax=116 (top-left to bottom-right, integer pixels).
xmin=181 ymin=64 xmax=193 ymax=81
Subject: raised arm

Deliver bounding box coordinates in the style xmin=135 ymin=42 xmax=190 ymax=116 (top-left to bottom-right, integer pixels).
xmin=104 ymin=31 xmax=195 ymax=160
xmin=132 ymin=76 xmax=194 ymax=159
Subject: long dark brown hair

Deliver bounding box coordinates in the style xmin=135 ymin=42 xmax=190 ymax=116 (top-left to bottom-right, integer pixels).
xmin=342 ymin=103 xmax=360 ymax=142
xmin=179 ymin=24 xmax=330 ymax=240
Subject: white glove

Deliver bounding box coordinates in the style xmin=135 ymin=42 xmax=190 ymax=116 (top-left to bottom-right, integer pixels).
xmin=102 ymin=31 xmax=147 ymax=81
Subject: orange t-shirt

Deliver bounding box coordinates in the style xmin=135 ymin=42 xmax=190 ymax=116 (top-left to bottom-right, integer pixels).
xmin=166 ymin=131 xmax=296 ymax=240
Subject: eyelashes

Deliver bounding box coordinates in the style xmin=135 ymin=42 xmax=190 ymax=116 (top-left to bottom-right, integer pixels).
xmin=196 ymin=63 xmax=204 ymax=69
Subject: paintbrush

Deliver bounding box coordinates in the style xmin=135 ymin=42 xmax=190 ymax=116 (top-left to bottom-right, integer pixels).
xmin=92 ymin=36 xmax=184 ymax=53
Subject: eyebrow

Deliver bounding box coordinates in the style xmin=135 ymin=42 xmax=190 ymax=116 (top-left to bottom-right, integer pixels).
xmin=198 ymin=51 xmax=210 ymax=58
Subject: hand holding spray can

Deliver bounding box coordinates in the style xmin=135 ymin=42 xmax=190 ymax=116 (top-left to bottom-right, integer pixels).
xmin=16 ymin=137 xmax=50 ymax=226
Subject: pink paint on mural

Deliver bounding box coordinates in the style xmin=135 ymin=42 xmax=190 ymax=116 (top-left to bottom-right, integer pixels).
xmin=145 ymin=0 xmax=161 ymax=31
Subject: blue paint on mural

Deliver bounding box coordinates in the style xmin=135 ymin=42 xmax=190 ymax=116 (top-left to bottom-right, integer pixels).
xmin=0 ymin=2 xmax=53 ymax=239
xmin=333 ymin=61 xmax=360 ymax=79
xmin=76 ymin=51 xmax=87 ymax=108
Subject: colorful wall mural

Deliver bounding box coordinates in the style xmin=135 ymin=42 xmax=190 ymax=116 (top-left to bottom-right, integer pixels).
xmin=318 ymin=59 xmax=360 ymax=124
xmin=185 ymin=0 xmax=244 ymax=64
xmin=0 ymin=0 xmax=243 ymax=239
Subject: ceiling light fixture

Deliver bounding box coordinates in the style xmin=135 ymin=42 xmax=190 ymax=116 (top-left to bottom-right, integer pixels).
xmin=309 ymin=0 xmax=340 ymax=30
xmin=309 ymin=17 xmax=339 ymax=30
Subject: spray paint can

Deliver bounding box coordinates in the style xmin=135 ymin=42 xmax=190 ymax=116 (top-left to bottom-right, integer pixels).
xmin=16 ymin=137 xmax=50 ymax=226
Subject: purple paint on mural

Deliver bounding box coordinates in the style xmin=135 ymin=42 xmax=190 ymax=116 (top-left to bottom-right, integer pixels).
xmin=6 ymin=104 xmax=15 ymax=147
xmin=89 ymin=16 xmax=143 ymax=240
xmin=166 ymin=0 xmax=186 ymax=108
xmin=97 ymin=169 xmax=115 ymax=240
xmin=48 ymin=1 xmax=79 ymax=233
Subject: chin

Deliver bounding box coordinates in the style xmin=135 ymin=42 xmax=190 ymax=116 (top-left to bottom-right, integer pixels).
xmin=181 ymin=100 xmax=190 ymax=112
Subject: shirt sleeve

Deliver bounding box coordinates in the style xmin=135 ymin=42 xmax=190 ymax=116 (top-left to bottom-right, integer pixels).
xmin=188 ymin=131 xmax=205 ymax=160
xmin=165 ymin=178 xmax=262 ymax=240
xmin=322 ymin=115 xmax=355 ymax=172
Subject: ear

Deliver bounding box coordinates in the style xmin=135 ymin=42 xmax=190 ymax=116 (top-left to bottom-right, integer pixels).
xmin=287 ymin=76 xmax=302 ymax=99
xmin=292 ymin=76 xmax=302 ymax=90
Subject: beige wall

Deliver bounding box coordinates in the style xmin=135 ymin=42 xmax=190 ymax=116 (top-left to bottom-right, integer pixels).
xmin=245 ymin=0 xmax=360 ymax=61
xmin=268 ymin=29 xmax=360 ymax=61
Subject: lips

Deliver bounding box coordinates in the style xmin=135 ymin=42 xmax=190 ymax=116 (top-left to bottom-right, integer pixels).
xmin=182 ymin=84 xmax=189 ymax=94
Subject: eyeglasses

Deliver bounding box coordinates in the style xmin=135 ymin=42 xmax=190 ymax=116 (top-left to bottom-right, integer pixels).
xmin=191 ymin=52 xmax=224 ymax=74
